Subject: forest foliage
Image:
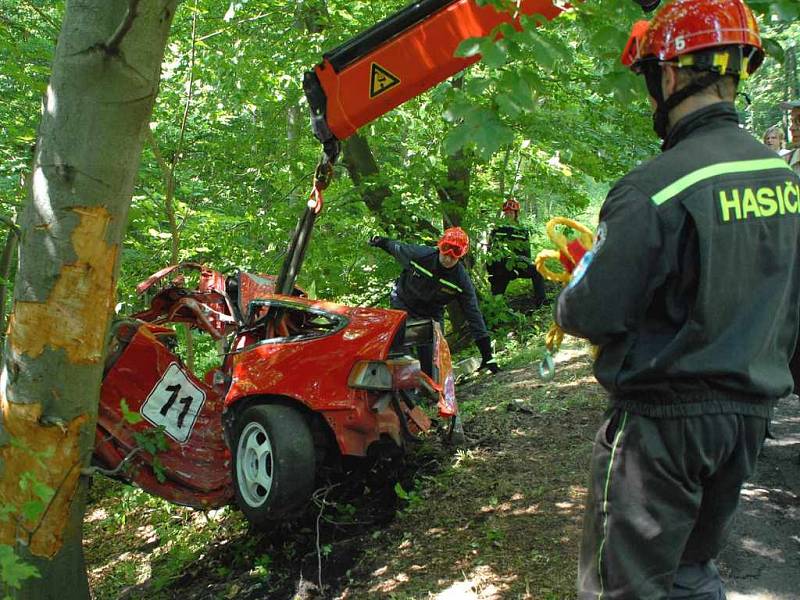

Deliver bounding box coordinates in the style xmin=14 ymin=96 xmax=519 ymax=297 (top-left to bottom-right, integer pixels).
xmin=0 ymin=0 xmax=797 ymax=596
xmin=1 ymin=0 xmax=796 ymax=325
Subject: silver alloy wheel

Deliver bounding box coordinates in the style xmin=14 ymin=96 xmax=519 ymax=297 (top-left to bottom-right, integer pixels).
xmin=235 ymin=421 xmax=274 ymax=508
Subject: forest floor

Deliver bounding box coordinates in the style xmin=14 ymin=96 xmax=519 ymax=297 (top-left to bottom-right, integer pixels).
xmin=84 ymin=338 xmax=800 ymax=600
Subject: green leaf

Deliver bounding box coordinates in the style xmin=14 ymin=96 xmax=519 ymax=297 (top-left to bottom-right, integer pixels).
xmin=31 ymin=480 xmax=54 ymax=504
xmin=443 ymin=123 xmax=472 ymax=156
xmin=394 ymin=482 xmax=409 ymax=500
xmin=518 ymin=29 xmax=557 ymax=72
xmin=443 ymin=96 xmax=479 ymax=123
xmin=496 ymin=93 xmax=522 ymax=118
xmin=507 ymin=74 xmax=536 ymax=112
xmin=761 ymin=36 xmax=785 ymax=63
xmin=772 ymin=0 xmax=799 ymax=20
xmin=454 ymin=37 xmax=482 ymax=59
xmin=120 ymin=399 xmax=143 ymax=425
xmin=472 ymin=116 xmax=514 ymax=160
xmin=0 ymin=545 xmax=40 ymax=589
xmin=465 ymin=77 xmax=491 ymax=96
xmin=306 ymin=280 xmax=317 ymax=300
xmin=0 ymin=505 xmax=16 ymax=523
xmin=21 ymin=500 xmax=45 ymax=522
xmin=479 ymin=38 xmax=508 ymax=69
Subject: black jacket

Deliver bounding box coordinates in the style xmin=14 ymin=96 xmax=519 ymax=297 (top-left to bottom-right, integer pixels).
xmin=556 ymin=103 xmax=800 ymax=418
xmin=488 ymin=224 xmax=533 ymax=273
xmin=377 ymin=239 xmax=489 ymax=342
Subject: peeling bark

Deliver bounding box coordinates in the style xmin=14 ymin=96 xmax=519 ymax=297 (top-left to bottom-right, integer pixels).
xmin=0 ymin=1 xmax=179 ymax=597
xmin=10 ymin=207 xmax=117 ymax=364
xmin=0 ymin=401 xmax=87 ymax=557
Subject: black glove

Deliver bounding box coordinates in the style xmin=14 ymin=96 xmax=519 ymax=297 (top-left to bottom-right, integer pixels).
xmin=476 ymin=337 xmax=500 ymax=374
xmin=369 ymin=235 xmax=388 ymax=248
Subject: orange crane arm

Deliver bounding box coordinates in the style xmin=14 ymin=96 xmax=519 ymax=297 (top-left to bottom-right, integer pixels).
xmin=303 ymin=0 xmax=565 ymax=163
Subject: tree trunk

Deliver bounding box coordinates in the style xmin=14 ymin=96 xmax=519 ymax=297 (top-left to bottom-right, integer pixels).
xmin=437 ymin=75 xmax=471 ymax=229
xmin=437 ymin=75 xmax=474 ymax=350
xmin=342 ymin=132 xmax=391 ymax=214
xmin=0 ymin=1 xmax=178 ymax=598
xmin=437 ymin=146 xmax=471 ymax=228
xmin=343 ymin=133 xmax=438 ymax=238
xmin=0 ymin=224 xmax=20 ymax=344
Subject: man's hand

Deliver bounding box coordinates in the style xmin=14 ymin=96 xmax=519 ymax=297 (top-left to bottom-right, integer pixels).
xmin=476 ymin=337 xmax=500 ymax=374
xmin=369 ymin=235 xmax=388 ymax=248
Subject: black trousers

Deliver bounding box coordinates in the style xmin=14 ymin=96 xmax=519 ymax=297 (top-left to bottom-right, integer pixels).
xmin=789 ymin=343 xmax=800 ymax=393
xmin=487 ymin=261 xmax=546 ymax=306
xmin=389 ymin=296 xmax=437 ymax=376
xmin=578 ymin=410 xmax=767 ymax=599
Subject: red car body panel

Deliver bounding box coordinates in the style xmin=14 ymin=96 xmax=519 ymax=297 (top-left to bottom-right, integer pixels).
xmin=96 ymin=324 xmax=233 ymax=508
xmin=96 ymin=264 xmax=452 ymax=510
xmin=226 ymin=302 xmax=429 ymax=455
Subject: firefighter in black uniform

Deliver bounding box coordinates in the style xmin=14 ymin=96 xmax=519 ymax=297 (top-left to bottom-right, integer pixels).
xmin=487 ymin=198 xmax=547 ymax=307
xmin=370 ymin=227 xmax=499 ymax=374
xmin=556 ymin=1 xmax=800 ymax=598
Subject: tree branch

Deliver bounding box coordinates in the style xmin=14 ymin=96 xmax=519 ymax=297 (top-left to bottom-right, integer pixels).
xmin=0 ymin=215 xmax=20 ymax=234
xmin=105 ymin=0 xmax=142 ymax=54
xmin=81 ymin=447 xmax=143 ymax=478
xmin=197 ymin=12 xmax=277 ymax=43
xmin=21 ymin=0 xmax=60 ymax=33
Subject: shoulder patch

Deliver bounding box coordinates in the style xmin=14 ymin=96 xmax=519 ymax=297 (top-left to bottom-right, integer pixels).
xmin=593 ymin=222 xmax=607 ymax=254
xmin=567 ymin=251 xmax=594 ymax=290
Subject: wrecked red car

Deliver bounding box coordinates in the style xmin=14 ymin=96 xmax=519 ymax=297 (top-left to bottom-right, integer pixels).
xmin=94 ymin=263 xmax=457 ymax=526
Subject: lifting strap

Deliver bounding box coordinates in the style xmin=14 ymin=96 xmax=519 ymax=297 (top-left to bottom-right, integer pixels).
xmin=534 ymin=217 xmax=595 ymax=380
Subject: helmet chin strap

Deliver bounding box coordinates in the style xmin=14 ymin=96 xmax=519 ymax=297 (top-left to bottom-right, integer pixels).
xmin=643 ymin=63 xmax=723 ymax=140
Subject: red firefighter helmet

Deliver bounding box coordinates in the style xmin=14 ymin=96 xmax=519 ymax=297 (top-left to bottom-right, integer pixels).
xmin=502 ymin=198 xmax=521 ymax=216
xmin=438 ymin=227 xmax=470 ymax=259
xmin=622 ymin=0 xmax=764 ymax=77
xmin=621 ymin=20 xmax=651 ymax=68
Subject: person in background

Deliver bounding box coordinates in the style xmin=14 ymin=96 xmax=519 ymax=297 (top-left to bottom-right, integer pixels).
xmin=369 ymin=227 xmax=500 ymax=374
xmin=781 ymin=99 xmax=800 ymax=175
xmin=556 ymin=1 xmax=800 ymax=597
xmin=783 ymin=100 xmax=800 ymax=394
xmin=486 ymin=198 xmax=548 ymax=308
xmin=762 ymin=124 xmax=786 ymax=155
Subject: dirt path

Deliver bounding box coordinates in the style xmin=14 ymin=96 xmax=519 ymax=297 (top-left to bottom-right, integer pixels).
xmin=84 ymin=342 xmax=800 ymax=599
xmin=719 ymin=395 xmax=800 ymax=600
xmin=333 ymin=343 xmax=605 ymax=599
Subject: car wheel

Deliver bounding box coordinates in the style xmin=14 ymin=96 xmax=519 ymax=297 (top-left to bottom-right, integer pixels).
xmin=232 ymin=404 xmax=315 ymax=525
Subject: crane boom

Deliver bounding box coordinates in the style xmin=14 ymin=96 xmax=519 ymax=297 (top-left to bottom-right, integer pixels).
xmin=304 ymin=0 xmax=564 ymax=163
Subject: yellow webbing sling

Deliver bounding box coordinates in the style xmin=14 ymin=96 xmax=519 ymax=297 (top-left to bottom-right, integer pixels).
xmin=534 ymin=217 xmax=594 ymax=380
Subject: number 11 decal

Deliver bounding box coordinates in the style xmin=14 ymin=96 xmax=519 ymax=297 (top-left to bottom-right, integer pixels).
xmin=141 ymin=363 xmax=207 ymax=443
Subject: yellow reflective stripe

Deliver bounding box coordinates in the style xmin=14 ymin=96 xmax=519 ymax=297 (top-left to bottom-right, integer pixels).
xmin=652 ymin=158 xmax=794 ymax=206
xmin=410 ymin=260 xmax=433 ymax=278
xmin=440 ymin=279 xmax=462 ymax=293
xmin=597 ymin=411 xmax=629 ymax=599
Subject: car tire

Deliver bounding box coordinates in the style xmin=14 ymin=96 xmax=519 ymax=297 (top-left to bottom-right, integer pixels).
xmin=231 ymin=404 xmax=315 ymax=526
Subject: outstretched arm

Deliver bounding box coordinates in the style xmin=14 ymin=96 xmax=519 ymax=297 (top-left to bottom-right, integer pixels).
xmin=369 ymin=237 xmax=431 ymax=269
xmin=456 ymin=274 xmax=499 ymax=373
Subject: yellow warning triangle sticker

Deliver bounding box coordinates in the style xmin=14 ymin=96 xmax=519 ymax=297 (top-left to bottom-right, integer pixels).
xmin=370 ymin=63 xmax=401 ymax=98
